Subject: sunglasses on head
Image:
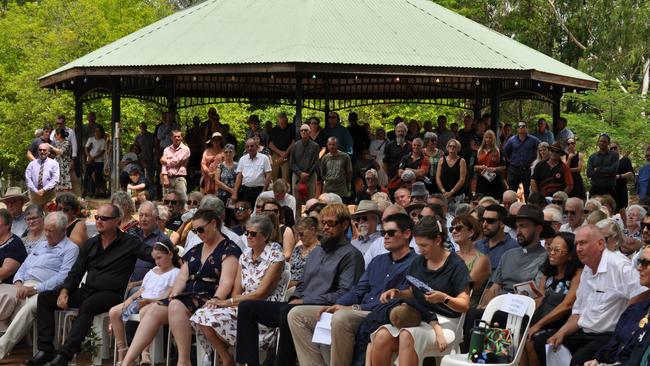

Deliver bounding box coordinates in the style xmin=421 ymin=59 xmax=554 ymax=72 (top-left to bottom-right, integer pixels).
xmin=95 ymin=215 xmax=117 ymax=222
xmin=380 ymin=229 xmax=399 ymax=237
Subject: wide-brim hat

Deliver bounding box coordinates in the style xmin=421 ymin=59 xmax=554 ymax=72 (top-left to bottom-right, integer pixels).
xmin=206 ymin=132 xmax=223 ymax=143
xmin=502 ymin=204 xmax=556 ymax=238
xmin=406 ymin=202 xmax=425 ymax=213
xmin=0 ymin=187 xmax=28 ymax=203
xmin=352 ymin=200 xmax=381 ymax=217
xmin=549 ymin=142 xmax=567 ymax=156
xmin=411 ymin=182 xmax=428 ymax=198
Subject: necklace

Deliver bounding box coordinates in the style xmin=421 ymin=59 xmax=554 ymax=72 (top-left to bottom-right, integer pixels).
xmin=639 ymin=306 xmax=650 ymax=328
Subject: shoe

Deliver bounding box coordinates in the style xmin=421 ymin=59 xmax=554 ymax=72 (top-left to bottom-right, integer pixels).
xmin=24 ymin=351 xmax=54 ymax=366
xmin=139 ymin=350 xmax=151 ymax=366
xmin=42 ymin=354 xmax=69 ymax=366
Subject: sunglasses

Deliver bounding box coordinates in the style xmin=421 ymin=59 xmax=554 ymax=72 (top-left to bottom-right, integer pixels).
xmin=235 ymin=207 xmax=249 ymax=213
xmin=637 ymin=258 xmax=650 ymax=269
xmin=245 ymin=230 xmax=259 ymax=237
xmin=565 ymin=210 xmax=578 ymax=215
xmin=481 ymin=218 xmax=498 ymax=224
xmin=380 ymin=229 xmax=399 ymax=237
xmin=95 ymin=215 xmax=117 ymax=221
xmin=353 ymin=215 xmax=371 ymax=222
xmin=551 ymin=200 xmax=564 ymax=205
xmin=164 ymin=199 xmax=178 ymax=205
xmin=517 ymin=124 xmax=527 ymax=128
xmin=38 ymin=149 xmax=49 ymax=152
xmin=192 ymin=223 xmax=210 ymax=234
xmin=187 ymin=200 xmax=199 ymax=206
xmin=320 ymin=220 xmax=341 ymax=228
xmin=641 ymin=222 xmax=650 ymax=231
xmin=547 ymin=247 xmax=567 ymax=255
xmin=451 ymin=225 xmax=466 ymax=233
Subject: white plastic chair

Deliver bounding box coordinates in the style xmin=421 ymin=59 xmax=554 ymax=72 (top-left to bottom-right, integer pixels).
xmin=112 ymin=313 xmax=165 ymax=366
xmin=440 ymin=294 xmax=535 ymax=366
xmin=58 ymin=310 xmax=111 ymax=366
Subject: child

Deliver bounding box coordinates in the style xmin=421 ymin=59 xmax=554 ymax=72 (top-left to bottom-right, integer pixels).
xmin=109 ymin=240 xmax=181 ymax=366
xmin=126 ymin=168 xmax=154 ymax=203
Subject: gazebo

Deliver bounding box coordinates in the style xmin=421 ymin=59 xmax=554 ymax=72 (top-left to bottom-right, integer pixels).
xmin=38 ymin=0 xmax=598 ymax=189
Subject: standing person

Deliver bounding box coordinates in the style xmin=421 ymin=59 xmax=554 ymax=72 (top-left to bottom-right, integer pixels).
xmin=49 ymin=115 xmax=78 ymax=167
xmin=383 ymin=123 xmax=411 ymax=192
xmin=245 ymin=115 xmax=269 ymax=146
xmin=457 ymin=115 xmax=478 ymax=163
xmin=25 ymin=143 xmax=59 ymax=206
xmin=25 ymin=204 xmax=153 ymax=366
xmin=307 ymin=117 xmax=323 ymax=147
xmin=503 ymin=121 xmax=541 ymax=200
xmin=135 ymin=122 xmax=156 ymax=189
xmin=289 ymin=124 xmax=320 ymax=204
xmin=321 ymin=137 xmax=353 ymax=203
xmin=436 ymin=115 xmax=455 ymax=152
xmin=369 ymin=127 xmax=389 ymax=186
xmin=563 ymin=137 xmax=586 ymax=200
xmin=48 ymin=129 xmax=72 ymax=194
xmin=436 ymin=139 xmax=467 ymax=212
xmin=268 ymin=112 xmax=295 ymax=182
xmin=200 ymin=132 xmax=224 ymax=194
xmin=83 ymin=125 xmax=106 ymax=197
xmin=348 ymin=112 xmax=371 ymax=162
xmin=473 ymin=130 xmax=505 ymax=200
xmin=232 ymin=138 xmax=272 ymax=206
xmin=200 ymin=108 xmax=222 ymax=143
xmin=423 ymin=132 xmax=444 ymax=193
xmin=532 ymin=118 xmax=555 ymax=144
xmin=0 ymin=187 xmax=29 ymax=238
xmin=27 ymin=125 xmax=52 ymax=162
xmin=586 ymin=133 xmax=619 ymax=196
xmin=531 ymin=142 xmax=574 ymax=196
xmin=320 ymin=112 xmax=353 ymax=155
xmin=160 ymin=129 xmax=191 ymax=196
xmin=554 ymin=117 xmax=574 ymax=151
xmin=398 ymin=138 xmax=429 ymax=183
xmin=611 ymin=141 xmax=635 ymax=218
xmin=215 ymin=144 xmax=238 ymax=209
xmin=543 ymin=225 xmax=645 ymax=366
xmin=186 ymin=116 xmax=204 ymax=189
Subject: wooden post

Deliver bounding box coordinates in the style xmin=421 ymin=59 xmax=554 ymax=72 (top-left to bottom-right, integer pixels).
xmin=74 ymin=88 xmax=84 ymax=191
xmin=473 ymin=80 xmax=482 ymax=121
xmin=490 ymin=80 xmax=500 ymax=134
xmin=111 ymin=78 xmax=121 ymax=194
xmin=295 ymin=76 xmax=304 ymax=127
xmin=552 ymin=87 xmax=562 ymax=134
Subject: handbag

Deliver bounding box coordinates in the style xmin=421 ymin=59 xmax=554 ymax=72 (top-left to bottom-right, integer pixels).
xmin=468 ymin=320 xmax=514 ymax=363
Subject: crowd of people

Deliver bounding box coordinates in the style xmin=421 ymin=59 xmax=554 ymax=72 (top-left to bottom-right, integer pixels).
xmin=0 ymin=108 xmax=649 ymax=366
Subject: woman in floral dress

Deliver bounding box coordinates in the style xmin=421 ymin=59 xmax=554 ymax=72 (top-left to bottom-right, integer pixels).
xmin=49 ymin=128 xmax=72 ymax=192
xmin=191 ymin=214 xmax=286 ymax=366
xmin=201 ymin=133 xmax=225 ymax=194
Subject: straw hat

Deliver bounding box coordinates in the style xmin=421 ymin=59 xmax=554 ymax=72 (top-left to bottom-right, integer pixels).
xmin=0 ymin=187 xmax=28 ymax=203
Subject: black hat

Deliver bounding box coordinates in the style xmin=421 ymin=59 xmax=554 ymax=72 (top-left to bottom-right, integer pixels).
xmin=502 ymin=204 xmax=555 ymax=239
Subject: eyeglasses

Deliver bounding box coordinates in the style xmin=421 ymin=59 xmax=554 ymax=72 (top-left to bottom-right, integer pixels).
xmin=164 ymin=199 xmax=178 ymax=205
xmin=263 ymin=208 xmax=279 ymax=214
xmin=380 ymin=229 xmax=399 ymax=237
xmin=551 ymin=200 xmax=564 ymax=205
xmin=235 ymin=207 xmax=248 ymax=213
xmin=95 ymin=215 xmax=118 ymax=222
xmin=187 ymin=200 xmax=199 ymax=206
xmin=353 ymin=215 xmax=371 ymax=222
xmin=517 ymin=124 xmax=527 ymax=128
xmin=57 ymin=206 xmax=72 ymax=213
xmin=224 ymin=150 xmax=234 ymax=154
xmin=192 ymin=223 xmax=210 ymax=234
xmin=567 ymin=142 xmax=576 ymax=145
xmin=637 ymin=258 xmax=650 ymax=269
xmin=320 ymin=220 xmax=341 ymax=228
xmin=245 ymin=230 xmax=259 ymax=238
xmin=26 ymin=216 xmax=41 ymax=222
xmin=481 ymin=218 xmax=498 ymax=224
xmin=641 ymin=222 xmax=650 ymax=231
xmin=565 ymin=210 xmax=578 ymax=215
xmin=547 ymin=247 xmax=567 ymax=254
xmin=451 ymin=225 xmax=466 ymax=233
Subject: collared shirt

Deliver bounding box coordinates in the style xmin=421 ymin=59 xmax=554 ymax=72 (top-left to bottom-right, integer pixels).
xmin=492 ymin=244 xmax=547 ymax=293
xmin=239 ymin=242 xmax=285 ymax=302
xmin=532 ymin=130 xmax=555 ymax=145
xmin=319 ymin=124 xmax=354 ymax=155
xmin=25 ymin=158 xmax=59 ymax=192
xmin=363 ymin=236 xmax=419 ymax=268
xmin=130 ymin=228 xmax=169 ymax=282
xmin=14 ymin=237 xmax=79 ymax=293
xmin=351 ymin=231 xmax=382 ymax=255
xmin=587 ymin=150 xmax=619 ymax=189
xmin=293 ymin=239 xmax=365 ymax=305
xmin=475 ymin=235 xmax=519 ymax=272
xmin=236 ymin=153 xmax=272 ymax=188
xmin=503 ymin=134 xmax=540 ymax=167
xmin=11 ymin=213 xmax=27 ymax=238
xmin=289 ymin=139 xmax=320 ymax=175
xmin=161 ymin=143 xmax=190 ymax=177
xmin=336 ymin=250 xmax=416 ymax=311
xmin=63 ymin=231 xmax=153 ymax=293
xmin=255 ymin=191 xmax=297 ymax=219
xmin=49 ymin=127 xmax=77 ymax=158
xmin=560 ymin=220 xmax=585 ymax=234
xmin=594 ymin=298 xmax=650 ymax=365
xmin=572 ymin=249 xmax=646 ymax=333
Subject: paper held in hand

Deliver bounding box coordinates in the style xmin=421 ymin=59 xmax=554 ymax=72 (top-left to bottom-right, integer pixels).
xmin=312 ymin=312 xmax=333 ymax=345
xmin=513 ymin=280 xmax=543 ymax=299
xmin=481 ymin=168 xmax=497 ymax=182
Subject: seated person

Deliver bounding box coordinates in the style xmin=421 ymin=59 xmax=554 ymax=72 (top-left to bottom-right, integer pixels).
xmin=55 ymin=193 xmax=88 ymax=247
xmin=524 ymin=232 xmax=582 ymax=366
xmin=191 ymin=215 xmax=285 ymax=366
xmin=109 ymin=240 xmax=180 ymax=366
xmin=126 ymin=168 xmax=154 ymax=205
xmin=288 ymin=217 xmax=320 ymax=288
xmin=120 ymin=209 xmax=241 ymax=366
xmin=231 ymin=200 xmax=252 ymax=236
xmin=0 ymin=209 xmax=27 ymax=286
xmin=584 ymin=244 xmax=650 ymax=366
xmin=543 ymin=225 xmax=646 ymax=365
xmin=366 ymin=216 xmax=470 ymax=366
xmin=450 ymin=214 xmax=490 ymax=308
xmin=0 ymin=212 xmax=78 ymax=359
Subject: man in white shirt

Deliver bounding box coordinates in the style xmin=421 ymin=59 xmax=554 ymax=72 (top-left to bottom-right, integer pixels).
xmin=363 ymin=204 xmax=417 ymax=266
xmin=232 ymin=138 xmax=272 ymax=206
xmin=254 ymin=179 xmax=296 ymax=219
xmin=350 ymin=201 xmax=382 ymax=255
xmin=543 ymin=225 xmax=646 ymax=365
xmin=49 ymin=115 xmax=78 ymax=160
xmin=560 ymin=197 xmax=585 ymax=234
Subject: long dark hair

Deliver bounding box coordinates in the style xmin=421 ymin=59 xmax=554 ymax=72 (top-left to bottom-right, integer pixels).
xmin=540 ymin=232 xmax=582 ymax=279
xmin=153 ymin=239 xmax=181 ymax=268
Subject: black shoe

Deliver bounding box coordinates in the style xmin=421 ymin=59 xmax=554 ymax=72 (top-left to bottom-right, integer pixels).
xmin=42 ymin=354 xmax=69 ymax=366
xmin=24 ymin=351 xmax=54 ymax=366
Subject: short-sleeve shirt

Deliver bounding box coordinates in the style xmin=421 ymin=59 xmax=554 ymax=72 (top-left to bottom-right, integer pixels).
xmin=531 ymin=160 xmax=574 ymax=196
xmin=475 ymin=235 xmax=519 ymax=272
xmin=407 ymin=252 xmax=471 ymax=318
xmin=321 ymin=153 xmax=353 ymax=197
xmin=0 ymin=234 xmax=28 ymax=284
xmin=141 ymin=267 xmax=180 ymax=299
xmin=85 ymin=137 xmax=107 ymax=162
xmin=240 ymin=242 xmax=285 ymax=301
xmin=399 ymin=154 xmax=430 ymax=174
xmin=236 ymin=153 xmax=272 ymax=188
xmin=492 ymin=244 xmax=547 ymax=293
xmin=269 ymin=124 xmax=295 ymax=152
xmin=181 ymin=239 xmax=242 ymax=295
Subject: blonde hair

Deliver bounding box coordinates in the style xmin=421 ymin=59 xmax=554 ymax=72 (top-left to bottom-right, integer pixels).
xmin=389 ymin=303 xmax=422 ymax=329
xmin=478 ymin=130 xmax=497 ymax=156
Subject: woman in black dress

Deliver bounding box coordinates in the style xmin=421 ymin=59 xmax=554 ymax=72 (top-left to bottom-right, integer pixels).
xmin=436 ymin=139 xmax=467 ymax=212
xmin=563 ymin=137 xmax=586 ymax=200
xmin=611 ymin=141 xmax=635 ymax=218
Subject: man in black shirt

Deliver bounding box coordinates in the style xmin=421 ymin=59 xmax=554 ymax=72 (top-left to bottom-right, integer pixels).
xmin=26 ymin=204 xmax=153 ymax=366
xmin=268 ymin=112 xmax=295 ymax=182
xmin=347 ymin=112 xmax=370 ymax=163
xmin=164 ymin=190 xmax=186 ymax=231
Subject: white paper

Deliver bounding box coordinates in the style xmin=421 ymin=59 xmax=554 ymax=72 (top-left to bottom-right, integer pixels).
xmin=312 ymin=312 xmax=333 ymax=345
xmin=545 ymin=344 xmax=572 ymax=366
xmin=500 ymin=294 xmax=528 ymax=317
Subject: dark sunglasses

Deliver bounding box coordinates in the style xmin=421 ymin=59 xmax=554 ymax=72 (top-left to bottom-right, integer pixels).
xmin=95 ymin=215 xmax=117 ymax=222
xmin=517 ymin=124 xmax=527 ymax=128
xmin=192 ymin=223 xmax=210 ymax=234
xmin=187 ymin=200 xmax=199 ymax=206
xmin=551 ymin=200 xmax=564 ymax=205
xmin=245 ymin=230 xmax=259 ymax=237
xmin=164 ymin=199 xmax=178 ymax=205
xmin=481 ymin=218 xmax=498 ymax=224
xmin=320 ymin=220 xmax=341 ymax=228
xmin=565 ymin=210 xmax=578 ymax=215
xmin=380 ymin=229 xmax=399 ymax=237
xmin=235 ymin=207 xmax=249 ymax=213
xmin=637 ymin=258 xmax=650 ymax=269
xmin=353 ymin=215 xmax=371 ymax=222
xmin=641 ymin=222 xmax=650 ymax=231
xmin=450 ymin=225 xmax=466 ymax=232
xmin=38 ymin=149 xmax=49 ymax=152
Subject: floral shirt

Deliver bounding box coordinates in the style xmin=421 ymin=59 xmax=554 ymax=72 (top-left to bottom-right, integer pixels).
xmin=240 ymin=242 xmax=285 ymax=301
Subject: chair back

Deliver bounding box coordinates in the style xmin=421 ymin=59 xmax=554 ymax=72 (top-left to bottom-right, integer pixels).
xmin=480 ymin=294 xmax=535 ymax=364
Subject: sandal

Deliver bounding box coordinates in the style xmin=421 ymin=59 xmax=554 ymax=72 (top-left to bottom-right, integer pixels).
xmin=115 ymin=342 xmax=128 ymax=366
xmin=139 ymin=350 xmax=151 ymax=366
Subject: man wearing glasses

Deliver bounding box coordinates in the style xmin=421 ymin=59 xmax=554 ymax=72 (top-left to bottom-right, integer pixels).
xmin=349 ymin=201 xmax=382 ymax=255
xmin=560 ymin=197 xmax=586 ymax=234
xmin=25 ymin=143 xmax=59 ymax=206
xmin=474 ymin=204 xmax=518 ymax=272
xmin=503 ymin=121 xmax=540 ymax=200
xmin=27 ymin=204 xmax=153 ymax=366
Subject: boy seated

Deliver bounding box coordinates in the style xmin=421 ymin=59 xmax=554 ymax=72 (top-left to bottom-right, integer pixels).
xmin=127 ymin=169 xmax=154 ymax=204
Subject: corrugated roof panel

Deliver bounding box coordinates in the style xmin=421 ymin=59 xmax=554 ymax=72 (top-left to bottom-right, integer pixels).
xmin=41 ymin=0 xmax=597 ymax=84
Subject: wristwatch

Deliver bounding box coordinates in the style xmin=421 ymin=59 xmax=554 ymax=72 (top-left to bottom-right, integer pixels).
xmin=443 ymin=296 xmax=450 ymax=305
xmin=352 ymin=304 xmax=361 ymax=311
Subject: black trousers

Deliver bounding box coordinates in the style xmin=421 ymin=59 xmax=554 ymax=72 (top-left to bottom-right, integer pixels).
xmin=533 ymin=329 xmax=611 ymax=366
xmin=37 ymin=287 xmax=124 ymax=359
xmin=235 ymin=300 xmax=298 ymax=366
xmin=507 ymin=165 xmax=532 ymax=201
xmin=239 ymin=185 xmax=263 ymax=206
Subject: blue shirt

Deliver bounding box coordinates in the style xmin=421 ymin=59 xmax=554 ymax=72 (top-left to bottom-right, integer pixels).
xmin=503 ymin=134 xmax=540 ymax=167
xmin=336 ymin=250 xmax=416 ymax=311
xmin=594 ymin=298 xmax=650 ymax=365
xmin=638 ymin=163 xmax=650 ymax=197
xmin=532 ymin=130 xmax=555 ymax=145
xmin=320 ymin=124 xmax=354 ymax=155
xmin=130 ymin=228 xmax=169 ymax=282
xmin=14 ymin=237 xmax=79 ymax=292
xmin=475 ymin=235 xmax=519 ymax=272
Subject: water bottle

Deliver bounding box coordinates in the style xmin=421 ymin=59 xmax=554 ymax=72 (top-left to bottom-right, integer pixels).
xmin=467 ymin=320 xmax=489 ymax=362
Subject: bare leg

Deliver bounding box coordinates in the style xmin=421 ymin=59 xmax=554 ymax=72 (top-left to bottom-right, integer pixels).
xmin=369 ymin=328 xmax=398 ymax=366
xmin=198 ymin=325 xmax=234 ymax=366
xmin=168 ymin=299 xmax=193 ymax=366
xmin=109 ymin=303 xmax=128 ymax=363
xmin=522 ymin=338 xmax=536 ymax=366
xmin=121 ymin=304 xmax=168 ymax=366
xmin=365 ymin=342 xmax=374 ymax=366
xmin=397 ymin=330 xmax=418 ymax=366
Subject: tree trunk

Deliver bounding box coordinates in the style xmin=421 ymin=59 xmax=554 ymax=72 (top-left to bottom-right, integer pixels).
xmin=641 ymin=58 xmax=650 ymax=98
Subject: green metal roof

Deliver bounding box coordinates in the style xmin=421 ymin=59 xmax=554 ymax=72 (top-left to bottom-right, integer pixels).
xmin=40 ymin=0 xmax=597 ymax=87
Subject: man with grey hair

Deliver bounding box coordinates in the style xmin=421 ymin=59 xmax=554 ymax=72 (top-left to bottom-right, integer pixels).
xmin=0 ymin=212 xmax=78 ymax=359
xmin=255 ymin=179 xmax=297 ymax=219
xmin=543 ymin=205 xmax=563 ymax=234
xmin=184 ymin=195 xmax=244 ymax=252
xmin=383 ymin=122 xmax=411 ymax=182
xmin=560 ymin=197 xmax=586 ymax=234
xmin=321 ymin=137 xmax=353 ymax=203
xmin=232 ymin=138 xmax=272 ymax=205
xmin=289 ymin=123 xmax=320 ymax=203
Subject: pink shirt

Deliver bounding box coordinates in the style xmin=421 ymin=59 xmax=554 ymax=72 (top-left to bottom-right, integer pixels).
xmin=161 ymin=143 xmax=190 ymax=176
